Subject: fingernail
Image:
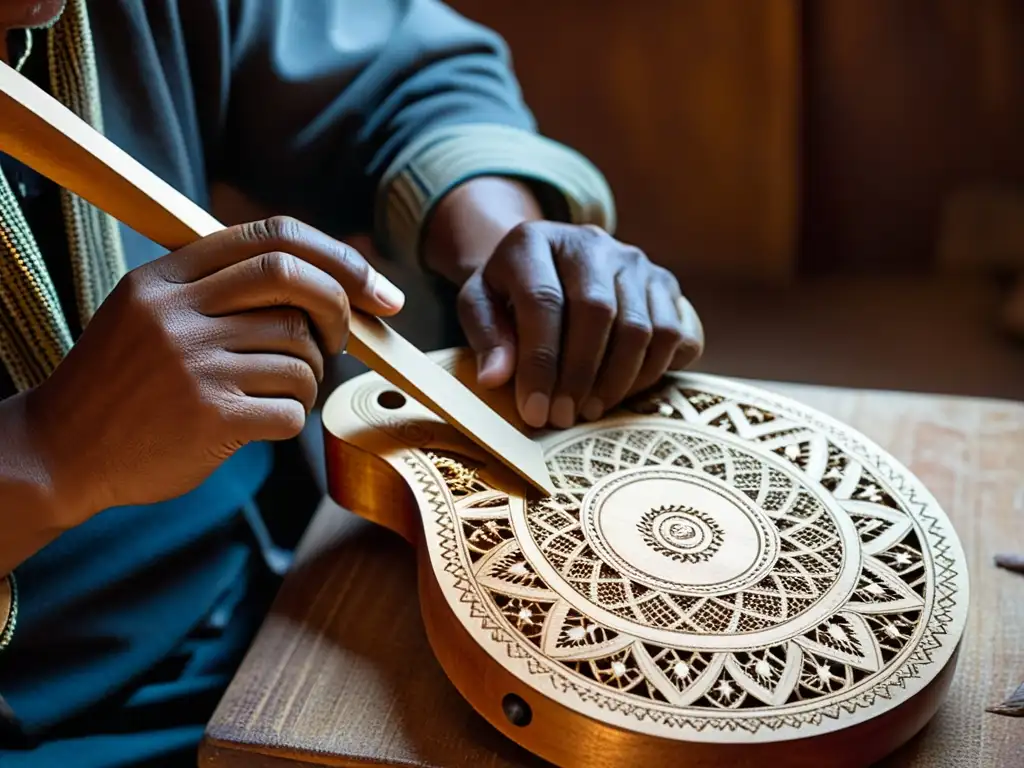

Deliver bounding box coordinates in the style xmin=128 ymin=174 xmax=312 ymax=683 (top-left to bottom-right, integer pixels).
xmin=581 ymin=397 xmax=604 ymax=422
xmin=550 ymin=396 xmax=575 ymax=429
xmin=523 ymin=392 xmax=549 ymax=428
xmin=372 ymin=272 xmax=405 ymax=311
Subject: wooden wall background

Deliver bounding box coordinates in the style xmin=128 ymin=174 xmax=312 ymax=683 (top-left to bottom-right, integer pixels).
xmin=447 ymin=0 xmax=1024 ymax=280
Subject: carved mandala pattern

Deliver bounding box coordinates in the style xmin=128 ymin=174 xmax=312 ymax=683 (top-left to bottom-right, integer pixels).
xmin=385 ymin=374 xmax=965 ymax=738
xmin=638 ymin=506 xmax=724 ymax=564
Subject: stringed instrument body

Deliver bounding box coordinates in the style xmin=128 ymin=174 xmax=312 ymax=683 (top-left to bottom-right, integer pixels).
xmin=322 ymin=348 xmax=969 ymax=768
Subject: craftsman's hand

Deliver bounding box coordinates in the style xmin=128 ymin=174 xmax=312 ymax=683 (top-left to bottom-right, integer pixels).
xmin=29 ymin=217 xmax=404 ymax=524
xmin=457 ymin=221 xmax=704 ymax=429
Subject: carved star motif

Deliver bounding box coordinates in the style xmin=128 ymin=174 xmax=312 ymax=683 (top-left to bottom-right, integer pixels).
xmin=715 ymin=679 xmax=735 ymax=701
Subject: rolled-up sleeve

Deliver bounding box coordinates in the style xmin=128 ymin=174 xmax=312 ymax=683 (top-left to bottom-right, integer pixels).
xmin=222 ymin=0 xmax=615 ymax=266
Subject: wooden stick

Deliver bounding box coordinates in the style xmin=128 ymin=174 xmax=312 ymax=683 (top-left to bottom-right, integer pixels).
xmin=988 ymin=681 xmax=1024 ymax=718
xmin=0 ymin=61 xmax=553 ymax=496
xmin=995 ymin=553 xmax=1024 ymax=575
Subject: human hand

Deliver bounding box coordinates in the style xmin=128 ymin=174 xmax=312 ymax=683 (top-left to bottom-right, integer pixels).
xmin=456 ymin=221 xmax=703 ymax=429
xmin=29 ymin=217 xmax=404 ymax=523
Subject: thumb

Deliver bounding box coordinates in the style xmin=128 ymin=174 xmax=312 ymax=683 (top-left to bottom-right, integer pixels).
xmin=456 ymin=273 xmax=517 ymax=389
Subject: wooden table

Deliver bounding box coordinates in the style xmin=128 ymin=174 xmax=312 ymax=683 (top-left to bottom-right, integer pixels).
xmin=199 ymin=380 xmax=1024 ymax=767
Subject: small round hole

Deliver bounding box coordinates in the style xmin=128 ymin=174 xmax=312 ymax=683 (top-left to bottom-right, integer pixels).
xmin=377 ymin=390 xmax=406 ymax=409
xmin=501 ymin=693 xmax=532 ymax=727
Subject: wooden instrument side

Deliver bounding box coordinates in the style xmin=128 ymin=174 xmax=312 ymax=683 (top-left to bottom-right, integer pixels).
xmin=322 ymin=348 xmax=531 ymax=543
xmin=324 ymin=434 xmax=420 ymax=545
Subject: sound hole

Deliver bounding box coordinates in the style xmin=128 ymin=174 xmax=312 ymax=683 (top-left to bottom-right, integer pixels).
xmin=501 ymin=693 xmax=532 ymax=727
xmin=377 ymin=390 xmax=406 ymax=410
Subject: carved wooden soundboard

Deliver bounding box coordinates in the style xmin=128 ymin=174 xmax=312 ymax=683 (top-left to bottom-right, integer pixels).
xmin=321 ymin=349 xmax=970 ymax=768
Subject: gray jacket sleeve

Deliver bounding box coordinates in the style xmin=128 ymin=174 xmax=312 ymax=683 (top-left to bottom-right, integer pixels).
xmin=220 ymin=0 xmax=615 ymax=265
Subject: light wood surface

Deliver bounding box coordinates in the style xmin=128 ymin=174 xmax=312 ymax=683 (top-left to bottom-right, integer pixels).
xmin=0 ymin=60 xmax=552 ymax=496
xmin=201 ymin=378 xmax=1022 ymax=768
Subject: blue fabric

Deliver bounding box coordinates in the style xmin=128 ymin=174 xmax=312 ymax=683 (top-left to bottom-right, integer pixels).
xmin=0 ymin=0 xmax=541 ymax=763
xmin=0 ymin=441 xmax=273 ymax=737
xmin=0 ymin=727 xmax=204 ymax=768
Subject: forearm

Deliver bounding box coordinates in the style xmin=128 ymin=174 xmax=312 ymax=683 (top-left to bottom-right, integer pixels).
xmin=422 ymin=176 xmax=545 ymax=286
xmin=0 ymin=392 xmax=74 ymax=575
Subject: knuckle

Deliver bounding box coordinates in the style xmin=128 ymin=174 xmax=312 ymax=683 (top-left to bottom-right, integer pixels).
xmin=512 ymin=219 xmax=542 ymax=238
xmin=337 ymin=243 xmax=370 ymax=282
xmin=618 ymin=313 xmax=653 ymax=342
xmin=675 ymin=335 xmax=705 ymax=364
xmin=256 ymin=251 xmax=299 ymax=286
xmin=116 ymin=265 xmax=144 ymax=294
xmin=277 ymin=309 xmax=312 ymax=342
xmin=576 ymin=224 xmax=611 ymax=248
xmin=502 ymin=220 xmax=544 ymax=251
xmin=654 ymin=264 xmax=679 ymax=286
xmin=281 ymin=358 xmax=319 ymax=411
xmin=528 ymin=284 xmax=564 ymax=314
xmin=116 ymin=265 xmax=160 ymax=305
xmin=577 ymin=292 xmax=616 ymax=323
xmin=620 ymin=245 xmax=649 ymax=266
xmin=526 ymin=345 xmax=560 ymax=374
xmin=254 ymin=215 xmax=303 ymax=245
xmin=652 ymin=320 xmax=685 ymax=348
xmin=282 ymin=355 xmax=313 ymax=383
xmin=456 ymin=282 xmax=488 ymax=316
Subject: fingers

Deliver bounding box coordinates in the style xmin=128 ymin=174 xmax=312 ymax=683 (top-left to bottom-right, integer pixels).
xmin=671 ymin=293 xmax=705 ymax=369
xmin=214 ymin=349 xmax=320 ymax=444
xmin=210 ymin=308 xmax=326 ymax=383
xmin=457 ymin=272 xmax=517 ymax=389
xmin=191 ymin=251 xmax=350 ymax=355
xmin=226 ymin=352 xmax=320 ymax=413
xmin=580 ymin=266 xmax=652 ymax=421
xmin=490 ymin=228 xmax=566 ymax=429
xmin=158 ymin=215 xmax=404 ymax=316
xmin=548 ymin=250 xmax=616 ymax=429
xmin=454 ymin=221 xmax=706 ymax=430
xmin=627 ymin=278 xmax=687 ymax=398
xmin=233 ymin=397 xmax=309 ymax=444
